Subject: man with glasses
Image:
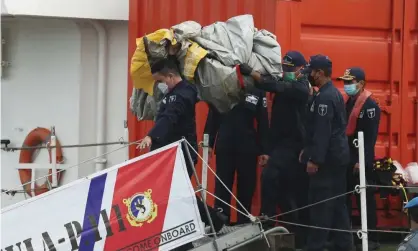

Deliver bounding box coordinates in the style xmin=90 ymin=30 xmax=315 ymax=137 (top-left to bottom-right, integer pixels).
xmin=239 ymin=51 xmax=310 ymax=248
xmin=300 ymin=55 xmax=352 ymax=251
xmin=337 ymin=67 xmax=381 ymax=251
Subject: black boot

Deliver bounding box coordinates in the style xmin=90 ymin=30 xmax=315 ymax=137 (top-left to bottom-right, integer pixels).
xmin=212 ymin=208 xmax=228 ymax=233
xmin=196 ymin=198 xmax=227 ymax=233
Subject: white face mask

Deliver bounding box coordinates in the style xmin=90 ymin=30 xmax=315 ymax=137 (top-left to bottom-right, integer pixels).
xmin=157 ymin=82 xmax=168 ymax=95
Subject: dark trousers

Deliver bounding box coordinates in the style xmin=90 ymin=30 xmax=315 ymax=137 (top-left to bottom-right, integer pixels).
xmin=306 ymin=171 xmax=353 ymax=251
xmin=260 ymin=147 xmax=309 ymax=247
xmin=214 ymin=151 xmax=258 ymax=224
xmin=346 ymin=169 xmax=378 ymax=242
xmin=185 ymin=156 xmax=224 ymax=231
xmin=174 ymin=152 xmax=224 ymax=251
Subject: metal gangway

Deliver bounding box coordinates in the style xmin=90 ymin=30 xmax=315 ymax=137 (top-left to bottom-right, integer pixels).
xmin=192 ymin=224 xmax=289 ymax=251
xmin=185 ymin=134 xmax=291 ymax=251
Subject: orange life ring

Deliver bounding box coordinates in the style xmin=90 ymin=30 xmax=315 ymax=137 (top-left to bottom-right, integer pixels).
xmin=19 ymin=127 xmax=64 ymax=196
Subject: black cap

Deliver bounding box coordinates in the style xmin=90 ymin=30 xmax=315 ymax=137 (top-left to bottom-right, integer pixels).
xmin=337 ymin=67 xmax=366 ymax=81
xmin=302 ymin=54 xmax=332 ymax=73
xmin=282 ymin=51 xmax=307 ymax=71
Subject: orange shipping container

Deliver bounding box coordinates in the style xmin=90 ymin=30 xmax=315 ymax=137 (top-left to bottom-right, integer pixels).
xmin=128 ymin=0 xmax=418 ymax=228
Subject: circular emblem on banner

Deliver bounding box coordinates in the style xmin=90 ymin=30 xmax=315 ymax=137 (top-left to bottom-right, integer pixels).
xmin=123 ymin=189 xmax=158 ymax=227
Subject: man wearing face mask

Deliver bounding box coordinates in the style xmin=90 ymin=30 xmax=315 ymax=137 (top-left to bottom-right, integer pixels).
xmin=204 ymin=86 xmax=269 ymax=225
xmin=337 ymin=67 xmax=381 ymax=251
xmin=239 ymin=51 xmax=310 ymax=248
xmin=302 ymin=67 xmax=317 ymax=105
xmin=139 ymin=58 xmax=226 ymax=251
xmin=300 ymin=55 xmax=352 ymax=251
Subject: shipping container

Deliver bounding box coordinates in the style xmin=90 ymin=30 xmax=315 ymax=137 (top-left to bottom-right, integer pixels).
xmin=128 ymin=0 xmax=418 ymax=228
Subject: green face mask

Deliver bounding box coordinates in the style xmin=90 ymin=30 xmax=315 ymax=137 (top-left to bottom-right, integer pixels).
xmin=283 ymin=72 xmax=296 ymax=81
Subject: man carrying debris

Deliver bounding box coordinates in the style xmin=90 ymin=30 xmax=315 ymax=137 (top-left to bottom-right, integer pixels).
xmin=337 ymin=67 xmax=381 ymax=251
xmin=204 ymin=85 xmax=269 ymax=225
xmin=239 ymin=51 xmax=310 ymax=248
xmin=300 ymin=55 xmax=353 ymax=251
xmin=139 ymin=58 xmax=226 ymax=250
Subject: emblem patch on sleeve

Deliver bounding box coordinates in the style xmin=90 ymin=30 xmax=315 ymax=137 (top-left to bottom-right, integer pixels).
xmin=367 ymin=108 xmax=376 ymax=118
xmin=245 ymin=95 xmax=259 ymax=105
xmin=318 ymin=104 xmax=328 ymax=116
xmin=169 ymin=95 xmax=177 ymax=103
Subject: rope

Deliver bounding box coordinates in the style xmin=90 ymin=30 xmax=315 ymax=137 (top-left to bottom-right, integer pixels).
xmin=367 ymin=184 xmax=418 ymax=190
xmin=261 ymin=189 xmax=356 ymax=221
xmin=203 ymin=189 xmax=251 ymax=220
xmin=200 ymin=188 xmax=268 ymax=242
xmin=1 ymin=139 xmax=130 ymax=152
xmin=266 ymin=219 xmax=411 ymax=235
xmin=1 ymin=188 xmax=46 ymax=196
xmin=185 ymin=140 xmax=254 ymax=221
xmin=368 ymin=229 xmax=411 ymax=234
xmin=268 ymin=222 xmax=411 ymax=235
xmin=188 ymin=140 xmax=413 ymax=237
xmin=6 ymin=137 xmax=410 ymax=236
xmin=1 ymin=140 xmax=141 ymax=195
xmin=266 ymin=219 xmax=356 ymax=233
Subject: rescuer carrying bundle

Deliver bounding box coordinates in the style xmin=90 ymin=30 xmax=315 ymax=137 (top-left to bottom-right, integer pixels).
xmin=129 ymin=15 xmax=283 ymax=120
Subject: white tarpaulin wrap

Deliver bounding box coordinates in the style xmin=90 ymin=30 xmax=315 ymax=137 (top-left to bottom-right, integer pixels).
xmin=1 ymin=142 xmax=205 ymax=251
xmin=405 ymin=162 xmax=418 ymax=185
xmin=130 ymin=14 xmax=283 ymax=119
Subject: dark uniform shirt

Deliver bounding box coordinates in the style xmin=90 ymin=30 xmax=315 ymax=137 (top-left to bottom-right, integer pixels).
xmin=148 ymin=80 xmax=198 ymax=162
xmin=204 ymin=87 xmax=269 ymax=154
xmin=398 ymin=229 xmax=418 ymax=251
xmin=301 ymin=82 xmax=350 ymax=168
xmin=255 ymin=75 xmax=310 ymax=154
xmin=346 ymin=96 xmax=381 ymax=170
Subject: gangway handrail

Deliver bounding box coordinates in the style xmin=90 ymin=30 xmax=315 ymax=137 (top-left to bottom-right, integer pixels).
xmin=226 ymin=226 xmax=289 ymax=251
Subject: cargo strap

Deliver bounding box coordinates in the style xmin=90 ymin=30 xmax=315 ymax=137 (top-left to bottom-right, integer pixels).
xmin=236 ymin=65 xmax=245 ymax=89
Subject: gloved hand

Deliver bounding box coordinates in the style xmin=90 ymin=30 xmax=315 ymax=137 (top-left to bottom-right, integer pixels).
xmin=239 ymin=64 xmax=253 ymax=76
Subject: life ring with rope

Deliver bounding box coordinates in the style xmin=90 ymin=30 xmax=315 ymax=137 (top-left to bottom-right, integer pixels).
xmin=18 ymin=127 xmax=64 ymax=197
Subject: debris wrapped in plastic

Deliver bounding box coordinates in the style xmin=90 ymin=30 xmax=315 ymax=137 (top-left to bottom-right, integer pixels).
xmin=129 ymin=14 xmax=283 ymax=120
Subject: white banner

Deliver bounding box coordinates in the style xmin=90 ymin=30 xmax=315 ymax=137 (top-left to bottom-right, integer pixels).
xmin=1 ymin=141 xmax=205 ymax=251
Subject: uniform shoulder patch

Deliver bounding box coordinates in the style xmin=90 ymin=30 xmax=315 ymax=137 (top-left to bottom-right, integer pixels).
xmin=318 ymin=104 xmax=328 ymax=116
xmin=366 ymin=108 xmax=376 ymax=118
xmin=245 ymin=94 xmax=259 ymax=105
xmin=169 ymin=95 xmax=177 ymax=103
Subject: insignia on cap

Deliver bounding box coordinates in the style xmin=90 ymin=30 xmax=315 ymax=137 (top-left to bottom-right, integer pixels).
xmin=344 ymin=69 xmax=351 ymax=77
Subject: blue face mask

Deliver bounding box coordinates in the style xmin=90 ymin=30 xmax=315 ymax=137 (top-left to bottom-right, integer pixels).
xmin=344 ymin=84 xmax=359 ymax=96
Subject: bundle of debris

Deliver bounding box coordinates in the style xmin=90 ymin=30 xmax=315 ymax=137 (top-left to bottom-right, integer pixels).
xmin=129 ymin=14 xmax=283 ymax=121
